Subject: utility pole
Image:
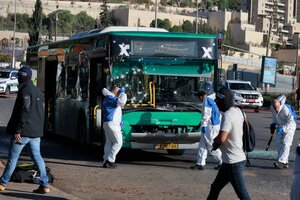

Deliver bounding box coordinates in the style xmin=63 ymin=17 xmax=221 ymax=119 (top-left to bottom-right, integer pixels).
xmin=295 ymin=33 xmax=299 ymax=90
xmin=196 ymin=0 xmax=199 ymax=33
xmin=154 ymin=0 xmax=158 ymax=28
xmin=11 ymin=0 xmax=16 ymax=68
xmin=266 ymin=16 xmax=272 ymax=56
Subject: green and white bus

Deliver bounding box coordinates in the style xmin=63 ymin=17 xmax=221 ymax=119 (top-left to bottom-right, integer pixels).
xmin=26 ymin=26 xmax=219 ymax=154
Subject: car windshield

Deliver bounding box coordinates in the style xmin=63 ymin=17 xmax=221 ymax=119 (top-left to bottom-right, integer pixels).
xmin=0 ymin=72 xmax=10 ymax=78
xmin=229 ymin=83 xmax=254 ymax=90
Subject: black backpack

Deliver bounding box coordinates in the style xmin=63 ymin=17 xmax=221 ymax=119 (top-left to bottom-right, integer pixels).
xmin=11 ymin=163 xmax=54 ymax=184
xmin=240 ymin=109 xmax=256 ymax=152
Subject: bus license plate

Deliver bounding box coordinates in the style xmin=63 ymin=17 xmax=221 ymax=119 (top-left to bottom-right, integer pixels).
xmin=155 ymin=144 xmax=178 ymax=149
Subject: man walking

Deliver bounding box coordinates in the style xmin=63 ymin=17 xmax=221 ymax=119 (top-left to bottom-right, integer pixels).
xmin=270 ymin=95 xmax=296 ymax=169
xmin=191 ymin=90 xmax=222 ymax=170
xmin=102 ymin=86 xmax=127 ymax=168
xmin=207 ymin=88 xmax=251 ymax=200
xmin=0 ymin=66 xmax=50 ymax=194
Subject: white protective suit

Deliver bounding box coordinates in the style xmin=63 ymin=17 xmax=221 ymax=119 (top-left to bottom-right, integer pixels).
xmin=291 ymin=145 xmax=300 ymax=200
xmin=196 ymin=94 xmax=222 ymax=166
xmin=271 ymin=95 xmax=296 ymax=164
xmin=102 ymin=88 xmax=127 ymax=163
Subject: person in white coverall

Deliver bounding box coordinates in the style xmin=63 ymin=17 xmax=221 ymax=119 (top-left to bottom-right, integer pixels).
xmin=102 ymin=86 xmax=127 ymax=168
xmin=270 ymin=95 xmax=296 ymax=169
xmin=190 ymin=90 xmax=222 ymax=170
xmin=291 ymin=145 xmax=300 ymax=200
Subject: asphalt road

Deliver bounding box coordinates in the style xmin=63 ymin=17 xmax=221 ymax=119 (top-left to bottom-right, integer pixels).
xmin=0 ymin=95 xmax=299 ymax=200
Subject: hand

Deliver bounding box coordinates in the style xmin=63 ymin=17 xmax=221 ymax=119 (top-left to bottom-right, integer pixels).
xmin=14 ymin=133 xmax=22 ymax=143
xmin=201 ymin=126 xmax=207 ymax=134
xmin=119 ymin=87 xmax=125 ymax=94
xmin=270 ymin=123 xmax=276 ymax=134
xmin=277 ymin=127 xmax=283 ymax=134
xmin=212 ymin=142 xmax=220 ymax=151
xmin=120 ymin=121 xmax=124 ymax=128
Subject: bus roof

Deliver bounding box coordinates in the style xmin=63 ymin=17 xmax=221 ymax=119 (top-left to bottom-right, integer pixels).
xmin=28 ymin=26 xmax=216 ymax=50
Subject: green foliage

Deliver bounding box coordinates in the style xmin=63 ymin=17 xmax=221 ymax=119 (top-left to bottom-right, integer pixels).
xmin=217 ymin=0 xmax=241 ymax=10
xmin=28 ymin=0 xmax=43 ymax=46
xmin=73 ymin=11 xmax=95 ymax=33
xmin=181 ymin=20 xmax=194 ymax=33
xmin=150 ymin=19 xmax=172 ymax=31
xmin=99 ymin=0 xmax=113 ymax=28
xmin=0 ymin=54 xmax=11 ymax=63
xmin=263 ymin=92 xmax=297 ymax=108
xmin=170 ymin=25 xmax=183 ymax=32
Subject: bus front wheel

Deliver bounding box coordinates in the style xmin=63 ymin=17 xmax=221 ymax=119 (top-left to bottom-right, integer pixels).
xmin=167 ymin=149 xmax=185 ymax=155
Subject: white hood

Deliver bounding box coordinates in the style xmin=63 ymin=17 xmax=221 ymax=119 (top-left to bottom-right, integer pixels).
xmin=102 ymin=88 xmax=114 ymax=97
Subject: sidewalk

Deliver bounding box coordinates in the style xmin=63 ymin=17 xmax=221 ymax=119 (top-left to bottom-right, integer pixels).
xmin=0 ymin=161 xmax=79 ymax=200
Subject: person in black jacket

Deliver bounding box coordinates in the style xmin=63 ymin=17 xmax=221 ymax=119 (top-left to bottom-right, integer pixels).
xmin=0 ymin=66 xmax=50 ymax=194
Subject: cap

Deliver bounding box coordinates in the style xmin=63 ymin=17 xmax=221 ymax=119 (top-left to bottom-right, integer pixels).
xmin=18 ymin=66 xmax=32 ymax=77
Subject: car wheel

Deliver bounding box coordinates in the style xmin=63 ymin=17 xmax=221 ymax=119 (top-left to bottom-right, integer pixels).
xmin=4 ymin=87 xmax=10 ymax=95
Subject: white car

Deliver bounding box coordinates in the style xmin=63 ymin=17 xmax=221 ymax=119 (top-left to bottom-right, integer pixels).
xmin=224 ymin=80 xmax=263 ymax=108
xmin=0 ymin=70 xmax=18 ymax=94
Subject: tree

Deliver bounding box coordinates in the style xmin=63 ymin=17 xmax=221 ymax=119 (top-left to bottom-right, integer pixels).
xmin=28 ymin=0 xmax=43 ymax=46
xmin=9 ymin=13 xmax=30 ymax=32
xmin=99 ymin=0 xmax=112 ymax=29
xmin=181 ymin=20 xmax=194 ymax=33
xmin=150 ymin=18 xmax=172 ymax=31
xmin=171 ymin=25 xmax=183 ymax=32
xmin=73 ymin=11 xmax=95 ymax=33
xmin=0 ymin=53 xmax=11 ymax=63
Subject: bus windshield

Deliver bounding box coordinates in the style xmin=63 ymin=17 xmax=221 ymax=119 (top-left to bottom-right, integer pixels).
xmin=110 ymin=59 xmax=216 ymax=107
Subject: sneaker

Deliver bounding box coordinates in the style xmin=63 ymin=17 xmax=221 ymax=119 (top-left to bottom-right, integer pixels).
xmin=214 ymin=164 xmax=222 ymax=170
xmin=190 ymin=164 xmax=205 ymax=170
xmin=0 ymin=184 xmax=5 ymax=191
xmin=33 ymin=185 xmax=50 ymax=194
xmin=274 ymin=162 xmax=289 ymax=169
xmin=103 ymin=160 xmax=117 ymax=169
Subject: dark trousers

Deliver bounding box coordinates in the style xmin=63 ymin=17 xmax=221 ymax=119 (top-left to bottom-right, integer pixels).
xmin=207 ymin=160 xmax=251 ymax=200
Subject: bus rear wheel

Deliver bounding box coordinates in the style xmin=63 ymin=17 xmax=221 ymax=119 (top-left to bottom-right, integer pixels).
xmin=167 ymin=149 xmax=185 ymax=155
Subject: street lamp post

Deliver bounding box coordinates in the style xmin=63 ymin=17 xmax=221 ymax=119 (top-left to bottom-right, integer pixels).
xmin=295 ymin=33 xmax=299 ymax=90
xmin=55 ymin=12 xmax=58 ymax=41
xmin=154 ymin=0 xmax=158 ymax=28
xmin=11 ymin=0 xmax=16 ymax=68
xmin=196 ymin=0 xmax=199 ymax=34
xmin=55 ymin=10 xmax=64 ymax=41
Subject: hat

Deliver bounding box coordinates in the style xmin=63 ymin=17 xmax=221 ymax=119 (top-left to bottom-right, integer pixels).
xmin=18 ymin=66 xmax=32 ymax=77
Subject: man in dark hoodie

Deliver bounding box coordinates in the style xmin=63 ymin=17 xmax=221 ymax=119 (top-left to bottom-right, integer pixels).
xmin=0 ymin=66 xmax=50 ymax=194
xmin=207 ymin=88 xmax=251 ymax=200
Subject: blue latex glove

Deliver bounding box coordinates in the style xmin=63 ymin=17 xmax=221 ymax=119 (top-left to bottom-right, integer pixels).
xmin=277 ymin=127 xmax=283 ymax=134
xmin=201 ymin=126 xmax=207 ymax=134
xmin=120 ymin=121 xmax=124 ymax=128
xmin=119 ymin=87 xmax=125 ymax=94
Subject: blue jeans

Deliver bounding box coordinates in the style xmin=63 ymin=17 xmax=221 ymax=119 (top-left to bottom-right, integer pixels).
xmin=207 ymin=160 xmax=251 ymax=200
xmin=0 ymin=137 xmax=48 ymax=187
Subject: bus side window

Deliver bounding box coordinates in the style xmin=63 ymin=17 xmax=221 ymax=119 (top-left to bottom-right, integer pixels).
xmin=79 ymin=64 xmax=88 ymax=101
xmin=56 ymin=63 xmax=66 ymax=98
xmin=67 ymin=65 xmax=79 ymax=99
